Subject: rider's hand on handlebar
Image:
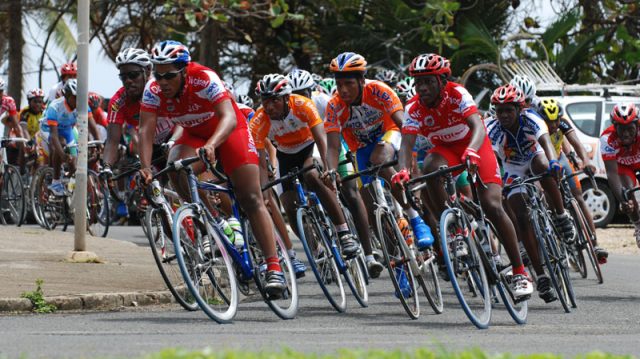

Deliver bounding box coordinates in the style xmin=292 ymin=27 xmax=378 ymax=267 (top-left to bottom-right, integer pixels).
xmin=391 ymin=168 xmax=410 ymax=188
xmin=139 ymin=167 xmax=153 ymax=186
xmin=583 ymin=159 xmax=596 ymax=174
xmin=322 ymin=169 xmax=339 ymax=191
xmin=461 ymin=147 xmax=480 ymax=174
xmin=99 ymin=166 xmax=113 ymax=180
xmin=549 ymin=159 xmax=562 ymax=179
xmin=200 ymin=144 xmax=217 ymax=167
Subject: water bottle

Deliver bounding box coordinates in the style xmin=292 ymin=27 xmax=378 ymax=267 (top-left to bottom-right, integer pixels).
xmin=215 ymin=217 xmax=235 ymax=245
xmin=149 ymin=179 xmax=167 ymax=206
xmin=228 ymin=217 xmax=244 ymax=248
xmin=396 ymin=217 xmax=413 ymax=246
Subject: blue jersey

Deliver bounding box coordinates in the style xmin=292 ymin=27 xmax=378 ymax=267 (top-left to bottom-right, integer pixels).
xmin=41 ymin=97 xmax=91 ymax=133
xmin=485 ymin=111 xmax=548 ymax=166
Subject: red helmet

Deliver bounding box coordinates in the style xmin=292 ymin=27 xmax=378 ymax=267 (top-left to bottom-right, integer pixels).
xmin=610 ymin=103 xmax=638 ymax=125
xmin=60 ymin=62 xmax=77 ymax=76
xmin=490 ymin=84 xmax=525 ymax=107
xmin=409 ymin=54 xmax=451 ymax=77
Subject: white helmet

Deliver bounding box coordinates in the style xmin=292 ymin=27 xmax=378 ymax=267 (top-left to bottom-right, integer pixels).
xmin=150 ymin=40 xmax=191 ymax=65
xmin=0 ymin=78 xmax=5 ymax=91
xmin=509 ymin=74 xmax=536 ymax=102
xmin=395 ymin=77 xmax=415 ymax=99
xmin=237 ymin=94 xmax=254 ymax=108
xmin=286 ymin=69 xmax=316 ymax=92
xmin=116 ymin=48 xmax=152 ymax=69
xmin=375 ymin=69 xmax=398 ymax=84
xmin=63 ymin=79 xmax=78 ymax=96
xmin=255 ymin=74 xmax=292 ymax=98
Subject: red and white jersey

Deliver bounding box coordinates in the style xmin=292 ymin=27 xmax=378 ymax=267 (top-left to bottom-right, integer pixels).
xmin=600 ymin=125 xmax=640 ymax=167
xmin=140 ymin=62 xmax=242 ymax=138
xmin=402 ymin=81 xmax=478 ymax=147
xmin=1 ymin=95 xmax=18 ymax=118
xmin=108 ymin=87 xmax=174 ymax=144
xmin=236 ymin=102 xmax=255 ymax=122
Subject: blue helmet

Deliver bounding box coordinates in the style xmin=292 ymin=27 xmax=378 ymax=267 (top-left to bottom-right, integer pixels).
xmin=150 ymin=40 xmax=191 ymax=65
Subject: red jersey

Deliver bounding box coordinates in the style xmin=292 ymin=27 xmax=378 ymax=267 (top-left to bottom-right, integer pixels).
xmin=1 ymin=95 xmax=18 ymax=118
xmin=108 ymin=87 xmax=174 ymax=144
xmin=140 ymin=62 xmax=245 ymax=140
xmin=402 ymin=81 xmax=478 ymax=147
xmin=600 ymin=125 xmax=640 ymax=167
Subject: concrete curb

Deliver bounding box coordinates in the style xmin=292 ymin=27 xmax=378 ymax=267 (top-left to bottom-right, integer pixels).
xmin=0 ymin=290 xmax=174 ymax=313
xmin=0 ymin=290 xmax=264 ymax=313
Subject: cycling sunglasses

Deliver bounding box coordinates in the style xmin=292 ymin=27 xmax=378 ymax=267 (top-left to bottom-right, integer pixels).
xmin=118 ymin=71 xmax=144 ymax=82
xmin=153 ymin=69 xmax=183 ymax=81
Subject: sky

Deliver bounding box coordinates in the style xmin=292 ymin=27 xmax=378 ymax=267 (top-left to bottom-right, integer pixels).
xmin=6 ymin=0 xmax=563 ymax=108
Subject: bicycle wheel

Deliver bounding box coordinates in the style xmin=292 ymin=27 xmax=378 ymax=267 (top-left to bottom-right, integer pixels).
xmin=532 ymin=209 xmax=571 ymax=313
xmin=415 ymin=247 xmax=444 ymax=314
xmin=296 ymin=207 xmax=346 ymax=312
xmin=30 ymin=167 xmax=46 ymax=228
xmin=341 ymin=206 xmax=368 ymax=307
xmin=551 ymin=234 xmax=578 ymax=309
xmin=487 ymin=221 xmax=527 ymax=324
xmin=86 ymin=171 xmax=110 ymax=237
xmin=574 ymin=203 xmax=603 ymax=284
xmin=1 ymin=164 xmax=25 ymax=225
xmin=440 ymin=208 xmax=491 ymax=329
xmin=145 ymin=206 xmax=198 ymax=311
xmin=375 ymin=207 xmax=420 ymax=319
xmin=32 ymin=167 xmax=63 ymax=230
xmin=173 ymin=205 xmax=238 ymax=323
xmin=246 ymin=221 xmax=299 ymax=319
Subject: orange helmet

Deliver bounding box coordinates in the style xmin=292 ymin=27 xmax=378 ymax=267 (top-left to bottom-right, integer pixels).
xmin=330 ymin=52 xmax=367 ymax=77
xmin=611 ymin=103 xmax=639 ymax=126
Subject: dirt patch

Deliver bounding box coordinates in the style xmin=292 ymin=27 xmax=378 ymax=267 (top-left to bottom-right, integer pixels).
xmin=596 ymin=224 xmax=639 ymax=255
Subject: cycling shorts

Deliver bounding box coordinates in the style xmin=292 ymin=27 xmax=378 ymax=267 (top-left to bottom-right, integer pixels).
xmin=617 ymin=163 xmax=640 ymax=185
xmin=277 ymin=142 xmax=315 ymax=192
xmin=354 ymin=130 xmax=401 ymax=186
xmin=428 ymin=137 xmax=501 ymax=186
xmin=36 ymin=127 xmax=78 ymax=165
xmin=502 ymin=152 xmax=545 ymax=199
xmin=174 ymin=123 xmax=258 ymax=177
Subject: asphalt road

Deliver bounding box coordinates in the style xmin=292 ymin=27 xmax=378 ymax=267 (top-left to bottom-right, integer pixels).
xmin=1 ymin=224 xmax=639 ymax=358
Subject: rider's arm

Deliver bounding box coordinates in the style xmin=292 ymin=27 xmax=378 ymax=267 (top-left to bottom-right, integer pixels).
xmin=49 ymin=126 xmax=65 ymax=158
xmin=258 ymin=149 xmax=270 ymax=187
xmin=604 ymin=159 xmax=625 ymax=203
xmin=205 ymin=99 xmax=237 ymax=150
xmin=310 ymin=123 xmax=329 ymax=170
xmin=390 ymin=110 xmax=404 ymax=129
xmin=326 ymin=132 xmax=341 ymax=171
xmin=538 ymin=133 xmax=558 ymax=162
xmin=139 ymin=111 xmax=157 ymax=171
xmin=464 ymin=113 xmax=486 ymax=151
xmin=87 ymin=112 xmax=100 ymax=141
xmin=398 ymin=133 xmax=417 ymax=171
xmin=565 ymin=130 xmax=593 ymax=169
xmin=103 ymin=123 xmax=122 ymax=167
xmin=3 ymin=113 xmax=24 ymax=138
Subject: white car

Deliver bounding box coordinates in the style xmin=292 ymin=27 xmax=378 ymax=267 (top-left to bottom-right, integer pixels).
xmin=547 ymin=95 xmax=640 ymax=227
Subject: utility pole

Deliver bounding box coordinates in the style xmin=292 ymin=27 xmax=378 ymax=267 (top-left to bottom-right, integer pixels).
xmin=69 ymin=0 xmax=97 ymax=262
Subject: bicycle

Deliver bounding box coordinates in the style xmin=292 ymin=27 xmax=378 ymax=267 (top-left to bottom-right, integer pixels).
xmin=171 ymin=151 xmax=298 ymax=323
xmin=31 ymin=141 xmax=109 ymax=237
xmin=0 ymin=137 xmax=28 ymax=226
xmin=263 ymin=161 xmax=368 ymax=313
xmin=559 ymin=164 xmax=604 ymax=284
xmin=342 ymin=159 xmax=422 ymax=319
xmin=504 ymin=173 xmax=577 ymax=313
xmin=407 ymin=162 xmax=529 ymax=328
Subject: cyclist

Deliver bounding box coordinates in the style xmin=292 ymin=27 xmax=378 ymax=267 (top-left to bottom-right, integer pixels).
xmin=47 ymin=62 xmax=77 ymax=103
xmin=41 ymin=79 xmax=100 ymax=196
xmin=600 ymin=103 xmax=640 ymax=248
xmin=375 ymin=68 xmax=398 ymax=88
xmin=89 ymin=92 xmax=107 ymax=140
xmin=20 ymin=88 xmax=46 ymax=139
xmin=287 ymin=68 xmax=384 ymax=275
xmin=392 ymin=55 xmax=533 ymax=299
xmin=485 ymin=84 xmax=577 ymax=302
xmin=538 ymin=98 xmax=608 ymax=262
xmin=138 ymin=40 xmax=286 ymax=296
xmin=251 ymin=73 xmax=360 ymax=261
xmin=323 ymin=52 xmax=435 ymax=253
xmin=0 ymin=79 xmax=23 ymax=139
xmin=317 ymin=78 xmax=337 ymax=97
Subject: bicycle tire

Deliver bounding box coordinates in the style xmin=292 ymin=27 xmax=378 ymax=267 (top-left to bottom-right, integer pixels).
xmin=172 ymin=205 xmax=238 ymax=323
xmin=486 ymin=221 xmax=527 ymax=324
xmin=440 ymin=208 xmax=491 ymax=329
xmin=246 ymin=221 xmax=299 ymax=319
xmin=416 ymin=247 xmax=444 ymax=314
xmin=87 ymin=171 xmax=110 ymax=237
xmin=340 ymin=206 xmax=368 ymax=307
xmin=1 ymin=164 xmax=25 ymax=226
xmin=145 ymin=206 xmax=198 ymax=311
xmin=33 ymin=167 xmax=63 ymax=230
xmin=376 ymin=207 xmax=420 ymax=319
xmin=572 ymin=200 xmax=604 ymax=284
xmin=553 ymin=236 xmax=578 ymax=309
xmin=296 ymin=207 xmax=347 ymax=312
xmin=532 ymin=209 xmax=571 ymax=313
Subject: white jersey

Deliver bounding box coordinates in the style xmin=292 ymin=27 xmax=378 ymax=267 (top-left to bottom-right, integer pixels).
xmin=311 ymin=91 xmax=331 ymax=120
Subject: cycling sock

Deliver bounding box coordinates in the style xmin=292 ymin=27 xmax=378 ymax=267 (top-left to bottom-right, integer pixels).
xmin=336 ymin=223 xmax=349 ymax=232
xmin=266 ymin=256 xmax=281 ymax=272
xmin=406 ymin=208 xmax=420 ymax=219
xmin=365 ymin=255 xmax=374 ymax=262
xmin=512 ymin=264 xmax=526 ymax=276
xmin=287 ymin=249 xmax=296 ymax=258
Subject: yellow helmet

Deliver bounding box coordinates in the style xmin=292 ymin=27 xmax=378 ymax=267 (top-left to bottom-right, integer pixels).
xmin=538 ymin=98 xmax=560 ymax=121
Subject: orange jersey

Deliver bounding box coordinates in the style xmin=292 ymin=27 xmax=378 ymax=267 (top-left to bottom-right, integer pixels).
xmin=324 ymin=80 xmax=402 ymax=151
xmin=250 ymin=94 xmax=323 ymax=154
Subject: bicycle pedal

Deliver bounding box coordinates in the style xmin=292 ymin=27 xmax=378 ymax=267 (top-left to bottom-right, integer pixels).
xmin=513 ymin=294 xmax=531 ymax=304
